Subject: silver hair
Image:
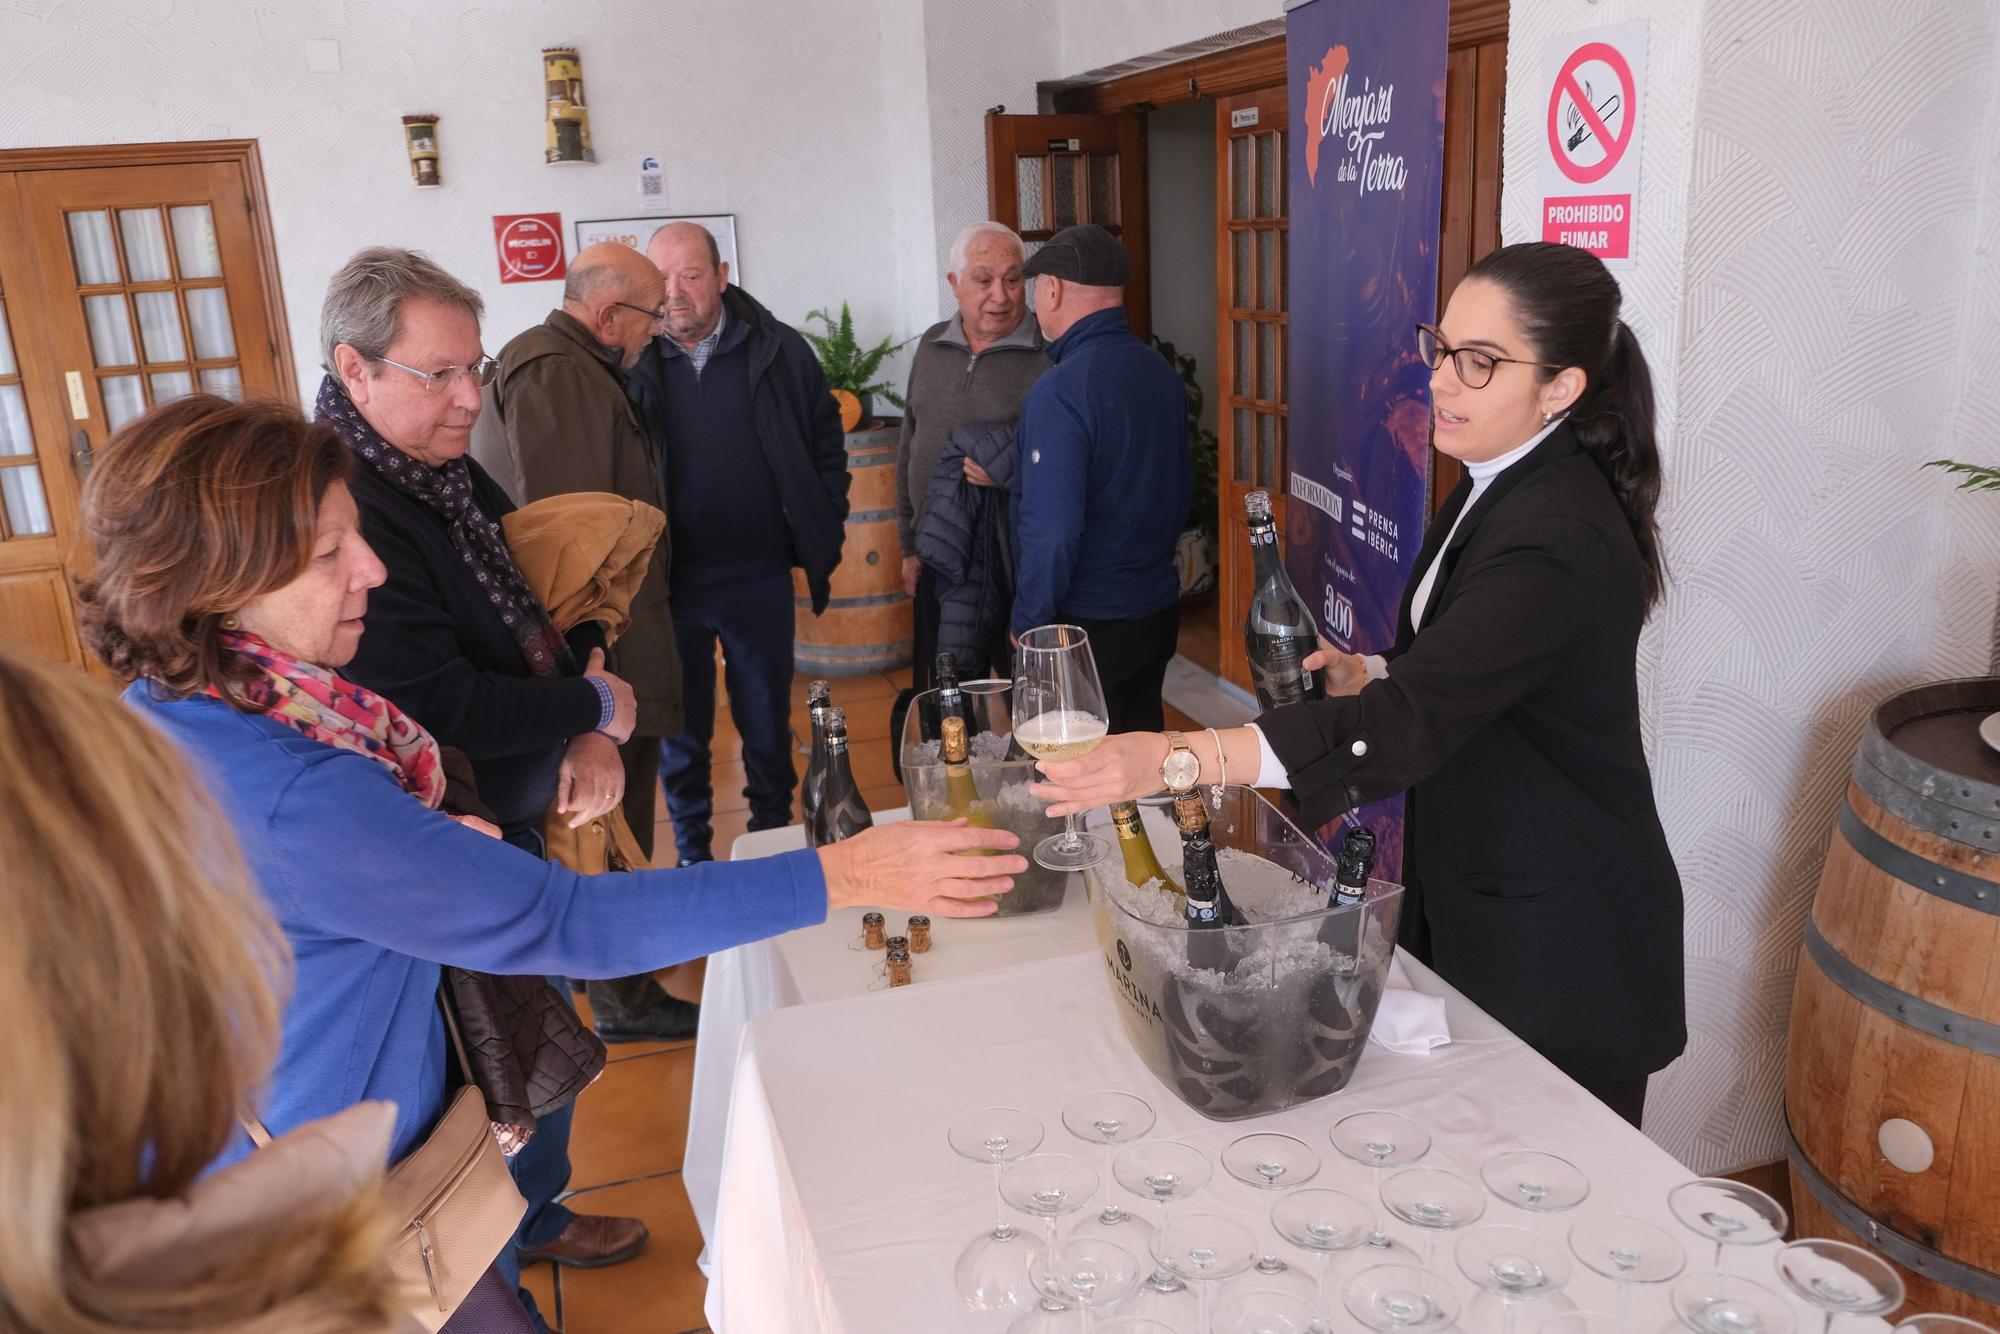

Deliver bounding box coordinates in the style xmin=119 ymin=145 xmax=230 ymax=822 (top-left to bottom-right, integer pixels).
xmin=319 ymin=246 xmax=484 ymax=371
xmin=948 ymin=221 xmax=1026 ymax=275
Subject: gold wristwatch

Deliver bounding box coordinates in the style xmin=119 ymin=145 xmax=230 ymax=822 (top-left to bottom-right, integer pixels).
xmin=1160 ymin=730 xmax=1201 ymax=794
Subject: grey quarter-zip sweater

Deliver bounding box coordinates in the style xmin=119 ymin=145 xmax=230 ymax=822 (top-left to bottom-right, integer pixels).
xmin=895 ymin=310 xmax=1047 ymax=551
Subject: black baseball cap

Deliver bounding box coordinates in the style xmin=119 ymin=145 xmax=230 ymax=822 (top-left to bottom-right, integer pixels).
xmin=1022 ymin=223 xmax=1131 ymax=286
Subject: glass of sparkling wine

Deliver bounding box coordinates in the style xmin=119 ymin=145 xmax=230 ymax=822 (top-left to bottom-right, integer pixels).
xmin=1014 ymin=624 xmax=1113 ymax=870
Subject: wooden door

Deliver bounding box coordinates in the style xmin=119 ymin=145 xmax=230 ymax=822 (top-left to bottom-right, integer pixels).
xmin=1215 ymin=85 xmax=1289 ymax=696
xmin=985 ymin=112 xmax=1152 ymax=339
xmin=0 ymin=144 xmax=292 ymax=667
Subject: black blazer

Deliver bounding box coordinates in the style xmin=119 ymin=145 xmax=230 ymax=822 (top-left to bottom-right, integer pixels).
xmin=1262 ymin=425 xmax=1685 ymax=1084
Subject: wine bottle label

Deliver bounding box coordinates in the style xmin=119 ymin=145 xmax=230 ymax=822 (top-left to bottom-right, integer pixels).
xmin=1111 ymin=802 xmax=1145 ymax=837
xmin=1248 ymin=631 xmax=1314 ymax=708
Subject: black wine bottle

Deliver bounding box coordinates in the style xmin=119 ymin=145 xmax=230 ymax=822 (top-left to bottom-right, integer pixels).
xmin=1334 ymin=825 xmax=1376 ymax=907
xmin=1174 ymin=792 xmax=1241 ymax=972
xmin=1243 ymin=490 xmax=1328 ymax=711
xmin=811 ymin=706 xmax=874 ymax=847
xmin=1295 ymin=822 xmax=1379 ymax=1097
xmin=801 ymin=680 xmax=832 ymax=846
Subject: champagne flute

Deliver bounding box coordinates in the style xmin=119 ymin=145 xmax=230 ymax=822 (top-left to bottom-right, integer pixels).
xmin=1015 ymin=624 xmax=1113 ymax=870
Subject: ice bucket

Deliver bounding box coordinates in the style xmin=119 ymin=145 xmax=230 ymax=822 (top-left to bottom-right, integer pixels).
xmin=899 ymin=681 xmax=1067 ymax=915
xmin=1082 ymin=786 xmax=1404 ymax=1120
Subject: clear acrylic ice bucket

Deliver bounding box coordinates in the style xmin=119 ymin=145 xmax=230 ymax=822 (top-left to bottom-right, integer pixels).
xmin=898 ymin=681 xmax=1067 ymax=915
xmin=1081 ymin=785 xmax=1404 ymax=1120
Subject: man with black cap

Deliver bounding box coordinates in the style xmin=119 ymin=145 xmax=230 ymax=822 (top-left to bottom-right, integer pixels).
xmin=1013 ymin=223 xmax=1191 ymax=733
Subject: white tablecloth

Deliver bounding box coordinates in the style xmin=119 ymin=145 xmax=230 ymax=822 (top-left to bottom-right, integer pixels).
xmin=685 ymin=808 xmax=1099 ymax=1263
xmin=704 ymin=949 xmax=1836 ymax=1334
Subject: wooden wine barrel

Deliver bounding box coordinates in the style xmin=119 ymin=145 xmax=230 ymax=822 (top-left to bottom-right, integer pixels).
xmin=1786 ymin=678 xmax=2000 ymax=1323
xmin=794 ymin=420 xmax=913 ymax=676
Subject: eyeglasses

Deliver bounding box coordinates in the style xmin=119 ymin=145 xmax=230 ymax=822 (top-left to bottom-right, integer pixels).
xmin=1415 ymin=324 xmax=1561 ymax=390
xmin=374 ymin=355 xmax=500 ymax=394
xmin=612 ymin=301 xmax=669 ymax=330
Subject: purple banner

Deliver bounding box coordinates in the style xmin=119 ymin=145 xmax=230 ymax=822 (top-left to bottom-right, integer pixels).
xmin=1284 ymin=0 xmax=1448 ymax=874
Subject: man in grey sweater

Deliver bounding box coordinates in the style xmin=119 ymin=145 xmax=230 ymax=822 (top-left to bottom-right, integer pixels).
xmin=896 ymin=221 xmax=1048 ymax=692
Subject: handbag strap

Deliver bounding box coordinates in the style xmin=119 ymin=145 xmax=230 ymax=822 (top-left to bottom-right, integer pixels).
xmin=238 ymin=986 xmax=474 ymax=1149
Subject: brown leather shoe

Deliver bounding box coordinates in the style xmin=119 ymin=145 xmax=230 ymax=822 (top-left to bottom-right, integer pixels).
xmin=516 ymin=1213 xmax=651 ymax=1269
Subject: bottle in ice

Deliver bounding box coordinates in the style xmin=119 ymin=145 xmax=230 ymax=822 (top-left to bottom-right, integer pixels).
xmin=801 ymin=679 xmax=832 ymax=846
xmin=810 ymin=706 xmax=874 ymax=847
xmin=934 ymin=652 xmax=978 ymax=733
xmin=1110 ymin=801 xmax=1184 ymax=900
xmin=1158 ymin=791 xmax=1266 ymax=1114
xmin=1334 ymin=825 xmax=1376 ymax=907
xmin=1173 ymin=792 xmax=1241 ymax=969
xmin=1243 ymin=490 xmax=1328 ymax=711
xmin=939 ymin=713 xmax=997 ymax=854
xmin=1295 ymin=822 xmax=1378 ymax=1096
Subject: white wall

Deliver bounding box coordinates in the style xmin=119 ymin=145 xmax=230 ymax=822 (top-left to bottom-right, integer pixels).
xmin=1059 ymin=0 xmax=1280 ymax=76
xmin=0 ymin=0 xmax=926 ymax=401
xmin=1506 ymin=0 xmax=2000 ymax=1173
xmin=1147 ymin=99 xmax=1221 ymax=432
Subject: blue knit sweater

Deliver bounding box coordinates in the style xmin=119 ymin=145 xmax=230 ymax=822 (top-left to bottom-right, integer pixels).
xmin=127 ymin=685 xmax=826 ymax=1166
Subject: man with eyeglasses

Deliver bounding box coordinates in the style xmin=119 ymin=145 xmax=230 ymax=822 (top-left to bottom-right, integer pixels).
xmin=470 ymin=241 xmax=697 ymax=1047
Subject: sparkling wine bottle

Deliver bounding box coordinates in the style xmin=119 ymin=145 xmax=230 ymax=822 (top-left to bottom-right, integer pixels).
xmin=1295 ymin=822 xmax=1379 ymax=1097
xmin=1174 ymin=792 xmax=1241 ymax=971
xmin=1110 ymin=801 xmax=1185 ymax=900
xmin=1335 ymin=825 xmax=1377 ymax=907
xmin=800 ymin=680 xmax=832 ymax=846
xmin=811 ymin=706 xmax=874 ymax=847
xmin=1160 ymin=793 xmax=1265 ymax=1114
xmin=1243 ymin=490 xmax=1327 ymax=711
xmin=939 ymin=713 xmax=998 ymax=855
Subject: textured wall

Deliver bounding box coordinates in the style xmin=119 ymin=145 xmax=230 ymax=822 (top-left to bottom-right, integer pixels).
xmin=1506 ymin=0 xmax=2000 ymax=1172
xmin=1057 ymin=0 xmax=1280 ymax=77
xmin=0 ymin=0 xmax=919 ymax=399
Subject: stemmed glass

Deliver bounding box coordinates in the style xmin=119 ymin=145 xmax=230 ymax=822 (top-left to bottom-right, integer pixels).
xmin=1097 ymin=1320 xmax=1190 ymax=1334
xmin=1670 ymin=1272 xmax=1796 ymax=1334
xmin=1330 ymin=1110 xmax=1431 ymax=1260
xmin=1021 ymin=1237 xmax=1144 ymax=1334
xmin=1115 ymin=1140 xmax=1213 ymax=1314
xmin=1223 ymin=1132 xmax=1323 ymax=1287
xmin=1343 ymin=1263 xmax=1462 ymax=1334
xmin=1015 ymin=624 xmax=1113 ymax=870
xmin=1774 ymin=1239 xmax=1906 ymax=1334
xmin=1456 ymin=1224 xmax=1575 ymax=1334
xmin=1271 ymin=1188 xmax=1377 ymax=1333
xmin=1894 ymin=1318 xmax=1999 ymax=1334
xmin=1380 ymin=1166 xmax=1487 ymax=1268
xmin=1215 ymin=1289 xmax=1319 ymax=1334
xmin=1666 ymin=1179 xmax=1788 ymax=1273
xmin=1568 ymin=1213 xmax=1686 ymax=1325
xmin=1002 ymin=1153 xmax=1102 ymax=1248
xmin=949 ymin=1106 xmax=1045 ymax=1310
xmin=1064 ymin=1090 xmax=1159 ymax=1244
xmin=1155 ymin=1212 xmax=1261 ymax=1334
xmin=1483 ymin=1152 xmax=1591 ymax=1233
xmin=1540 ymin=1314 xmax=1627 ymax=1334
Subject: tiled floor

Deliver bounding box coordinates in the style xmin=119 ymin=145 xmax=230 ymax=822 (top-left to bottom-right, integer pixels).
xmin=526 ymin=652 xmax=1209 ymax=1332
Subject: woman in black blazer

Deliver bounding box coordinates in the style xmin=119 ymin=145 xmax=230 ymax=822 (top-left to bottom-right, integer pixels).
xmin=1035 ymin=242 xmax=1684 ymax=1128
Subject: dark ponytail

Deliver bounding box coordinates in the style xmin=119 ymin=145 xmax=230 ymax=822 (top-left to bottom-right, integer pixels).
xmin=1463 ymin=242 xmax=1665 ymax=609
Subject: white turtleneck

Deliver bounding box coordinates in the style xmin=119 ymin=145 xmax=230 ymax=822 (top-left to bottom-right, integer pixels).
xmin=1247 ymin=417 xmax=1563 ymax=787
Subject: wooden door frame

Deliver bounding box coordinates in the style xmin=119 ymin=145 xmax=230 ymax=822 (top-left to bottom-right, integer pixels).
xmin=0 ymin=140 xmax=298 ymax=399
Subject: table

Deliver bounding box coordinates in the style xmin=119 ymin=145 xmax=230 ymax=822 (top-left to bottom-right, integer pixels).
xmin=685 ymin=808 xmax=1098 ymax=1262
xmin=704 ymin=950 xmax=1840 ymax=1334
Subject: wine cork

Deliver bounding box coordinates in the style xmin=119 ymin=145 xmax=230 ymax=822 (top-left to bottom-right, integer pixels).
xmin=907 ymin=915 xmax=932 ymax=953
xmin=862 ymin=912 xmax=886 ymax=950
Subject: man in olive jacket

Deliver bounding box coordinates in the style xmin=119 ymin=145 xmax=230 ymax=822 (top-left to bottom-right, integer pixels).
xmin=628 ymin=222 xmax=849 ymax=866
xmin=470 ymin=240 xmax=692 ymax=1045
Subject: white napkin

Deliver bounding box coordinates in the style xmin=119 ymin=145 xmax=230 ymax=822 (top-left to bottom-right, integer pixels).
xmin=1366 ymin=951 xmax=1452 ymax=1054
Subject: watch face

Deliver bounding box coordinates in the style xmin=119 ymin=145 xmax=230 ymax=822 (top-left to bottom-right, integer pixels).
xmin=1162 ymin=749 xmax=1202 ymax=791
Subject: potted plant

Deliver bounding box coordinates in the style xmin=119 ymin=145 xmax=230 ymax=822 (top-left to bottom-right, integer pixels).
xmin=801 ymin=303 xmax=908 ymax=432
xmin=1155 ymin=336 xmax=1219 ymax=599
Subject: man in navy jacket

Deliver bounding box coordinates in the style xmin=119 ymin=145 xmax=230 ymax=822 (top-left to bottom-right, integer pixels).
xmin=1012 ymin=224 xmax=1191 ymax=733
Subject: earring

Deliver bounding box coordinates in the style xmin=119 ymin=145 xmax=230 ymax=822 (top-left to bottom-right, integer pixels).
xmin=1542 ymin=411 xmax=1554 ymax=425
xmin=221 ymin=614 xmax=240 ymax=630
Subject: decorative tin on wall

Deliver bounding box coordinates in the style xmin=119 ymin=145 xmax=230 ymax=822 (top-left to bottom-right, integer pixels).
xmin=542 ymin=47 xmax=594 ymax=164
xmin=402 ymin=115 xmax=441 ymax=187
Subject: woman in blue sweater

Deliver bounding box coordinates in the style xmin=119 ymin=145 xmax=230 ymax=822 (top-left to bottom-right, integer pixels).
xmin=73 ymin=398 xmax=1022 ymax=1216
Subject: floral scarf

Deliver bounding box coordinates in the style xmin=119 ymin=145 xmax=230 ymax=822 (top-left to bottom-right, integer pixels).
xmin=217 ymin=630 xmax=445 ymax=808
xmin=315 ymin=375 xmax=571 ymax=679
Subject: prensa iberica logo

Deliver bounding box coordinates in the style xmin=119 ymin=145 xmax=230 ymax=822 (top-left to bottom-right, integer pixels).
xmin=1303 ymin=43 xmax=1407 ymax=194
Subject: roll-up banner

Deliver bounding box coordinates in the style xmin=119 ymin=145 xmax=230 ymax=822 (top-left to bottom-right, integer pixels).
xmin=1284 ymin=0 xmax=1448 ymax=873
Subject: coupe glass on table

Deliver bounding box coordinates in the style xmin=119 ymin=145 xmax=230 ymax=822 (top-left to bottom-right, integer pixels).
xmin=1214 ymin=1287 xmax=1319 ymax=1334
xmin=948 ymin=1105 xmax=1044 ymax=1310
xmin=1669 ymin=1271 xmax=1796 ymax=1334
xmin=1064 ymin=1090 xmax=1159 ymax=1245
xmin=1329 ymin=1110 xmax=1430 ymax=1263
xmin=1379 ymin=1165 xmax=1487 ymax=1269
xmin=1222 ymin=1131 xmax=1323 ymax=1297
xmin=1001 ymin=1152 xmax=1101 ymax=1249
xmin=1342 ymin=1262 xmax=1462 ymax=1334
xmin=1015 ymin=1236 xmax=1144 ymax=1334
xmin=1482 ymin=1151 xmax=1590 ymax=1233
xmin=1666 ymin=1179 xmax=1788 ymax=1273
xmin=1270 ymin=1188 xmax=1377 ymax=1333
xmin=1455 ymin=1223 xmax=1575 ymax=1334
xmin=1013 ymin=624 xmax=1112 ymax=870
xmin=1773 ymin=1239 xmax=1906 ymax=1334
xmin=1113 ymin=1140 xmax=1213 ymax=1320
xmin=1568 ymin=1212 xmax=1686 ymax=1325
xmin=1154 ymin=1211 xmax=1261 ymax=1334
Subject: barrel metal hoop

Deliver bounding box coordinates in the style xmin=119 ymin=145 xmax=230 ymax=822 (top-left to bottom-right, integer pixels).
xmin=1782 ymin=1106 xmax=2000 ymax=1304
xmin=846 ymin=507 xmax=898 ymax=524
xmin=1854 ymin=749 xmax=2000 ymax=847
xmin=1803 ymin=918 xmax=2000 ymax=1057
xmin=794 ymin=591 xmax=909 ymax=609
xmin=1853 ymin=677 xmax=2000 ymax=841
xmin=1838 ymin=801 xmax=2000 ymax=916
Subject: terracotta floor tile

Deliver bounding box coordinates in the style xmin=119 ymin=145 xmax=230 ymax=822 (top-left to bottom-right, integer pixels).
xmin=553 ymin=1175 xmax=708 ymax=1333
xmin=859 ymin=782 xmax=906 ymax=814
xmin=707 ymin=760 xmax=750 ymax=814
xmin=518 ymin=1258 xmax=560 ymax=1331
xmin=654 ymin=956 xmax=706 ymax=1004
xmin=710 ymin=807 xmax=753 ymax=858
xmin=566 ymin=1047 xmax=694 ymax=1189
xmin=886 ymin=664 xmax=915 ymax=688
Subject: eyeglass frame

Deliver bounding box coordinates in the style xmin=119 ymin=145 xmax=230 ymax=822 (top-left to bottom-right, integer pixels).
xmin=1414 ymin=323 xmax=1563 ymax=390
xmin=372 ymin=354 xmax=501 ymax=394
xmin=611 ymin=300 xmax=669 ymax=330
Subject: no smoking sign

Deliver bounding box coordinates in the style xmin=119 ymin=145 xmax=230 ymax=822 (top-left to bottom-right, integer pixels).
xmin=1537 ymin=22 xmax=1647 ymax=269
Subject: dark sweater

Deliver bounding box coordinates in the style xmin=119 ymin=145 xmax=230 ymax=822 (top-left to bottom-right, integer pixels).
xmin=895 ymin=312 xmax=1046 ymax=550
xmin=653 ymin=316 xmax=793 ymax=586
xmin=343 ymin=457 xmax=602 ymax=834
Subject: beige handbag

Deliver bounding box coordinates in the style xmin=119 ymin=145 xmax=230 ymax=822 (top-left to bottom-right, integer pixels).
xmin=244 ymin=993 xmax=527 ymax=1331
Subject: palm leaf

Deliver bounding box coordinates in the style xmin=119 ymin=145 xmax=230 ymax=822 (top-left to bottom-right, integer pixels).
xmin=1923 ymin=459 xmax=2000 ymax=492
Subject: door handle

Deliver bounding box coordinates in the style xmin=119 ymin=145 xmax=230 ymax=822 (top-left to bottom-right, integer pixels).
xmin=71 ymin=428 xmax=94 ymax=479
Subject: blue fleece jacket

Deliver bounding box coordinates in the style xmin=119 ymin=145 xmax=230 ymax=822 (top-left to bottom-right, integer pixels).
xmin=1010 ymin=307 xmax=1191 ymax=635
xmin=127 ymin=685 xmax=826 ymax=1167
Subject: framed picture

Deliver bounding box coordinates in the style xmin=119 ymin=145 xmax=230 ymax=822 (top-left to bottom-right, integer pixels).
xmin=574 ymin=214 xmax=741 ymax=287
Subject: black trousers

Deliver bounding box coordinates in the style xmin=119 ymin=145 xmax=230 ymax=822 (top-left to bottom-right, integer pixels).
xmin=1069 ymin=602 xmax=1180 ymax=735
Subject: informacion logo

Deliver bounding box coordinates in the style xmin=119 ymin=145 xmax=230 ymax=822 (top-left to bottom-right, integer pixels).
xmin=1289 ymin=472 xmax=1343 ymax=524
